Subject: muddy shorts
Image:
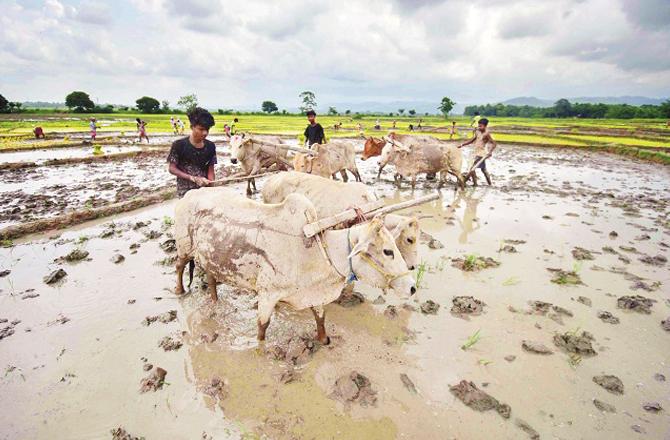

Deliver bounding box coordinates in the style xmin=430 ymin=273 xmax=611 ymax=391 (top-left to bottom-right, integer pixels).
xmin=473 ymin=156 xmax=487 ymax=171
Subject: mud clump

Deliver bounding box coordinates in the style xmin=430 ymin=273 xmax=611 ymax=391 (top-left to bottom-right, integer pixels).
xmin=617 ymin=295 xmax=655 ymax=314
xmin=504 ymin=239 xmax=526 ymax=245
xmin=112 ymin=253 xmax=125 ymax=264
xmin=142 ymin=310 xmax=177 ymax=326
xmin=158 ymin=335 xmax=183 ymax=351
xmin=449 ymin=380 xmax=511 ymax=420
xmin=576 ymin=296 xmax=592 ymax=307
xmin=372 ymin=295 xmax=386 ymax=305
xmin=0 ymin=269 xmax=10 ymax=277
xmin=500 ymin=244 xmax=517 ymax=253
xmin=642 ymin=402 xmax=663 ymax=413
xmin=662 ymin=317 xmax=670 ymax=332
xmin=199 ymin=377 xmax=227 ymax=403
xmin=331 ymin=371 xmax=377 ymax=407
xmin=522 ymin=340 xmax=554 ymax=355
xmin=572 ymin=247 xmax=595 ymax=260
xmin=593 ymin=399 xmax=616 ymax=413
xmin=384 ymin=305 xmax=398 ymax=319
xmin=553 ymin=331 xmax=597 ymax=356
xmin=547 ymin=268 xmax=583 ymax=285
xmin=270 ymin=335 xmax=319 ymax=366
xmin=111 ymin=427 xmax=142 ymax=440
xmin=639 ymin=254 xmax=667 ymax=266
xmin=451 ymin=296 xmax=485 ymax=316
xmin=59 ymin=248 xmax=89 ymax=262
xmin=597 ymin=311 xmax=620 ymax=324
xmin=335 ymin=291 xmax=364 ymax=308
xmin=452 ymin=256 xmax=500 ymax=272
xmin=593 ymin=375 xmax=624 ymax=395
xmin=0 ymin=324 xmax=16 ymax=341
xmin=43 ymin=268 xmax=67 ymax=284
xmin=427 ymin=238 xmax=444 ymax=249
xmin=160 ymin=239 xmax=176 ymax=253
xmin=139 ymin=367 xmax=167 ymax=393
xmin=515 ymin=418 xmax=540 ymax=440
xmin=420 ymin=300 xmax=440 ymax=315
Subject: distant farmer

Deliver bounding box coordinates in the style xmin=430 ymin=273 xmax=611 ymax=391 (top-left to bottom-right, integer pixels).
xmin=136 ymin=118 xmax=149 ymax=143
xmin=170 ymin=116 xmax=177 ymax=134
xmin=176 ymin=118 xmax=185 ymax=134
xmin=89 ymin=118 xmax=98 ymax=140
xmin=223 ymin=123 xmax=231 ymax=137
xmin=303 ymin=110 xmax=325 ymax=147
xmin=33 ymin=126 xmax=45 ymax=139
xmin=449 ymin=121 xmax=457 ymax=140
xmin=374 ymin=119 xmax=381 ymax=130
xmin=167 ymin=107 xmax=217 ymax=198
xmin=392 ymin=120 xmax=397 ymax=129
xmin=459 ymin=117 xmax=497 ymax=186
xmin=470 ymin=111 xmax=481 ymax=128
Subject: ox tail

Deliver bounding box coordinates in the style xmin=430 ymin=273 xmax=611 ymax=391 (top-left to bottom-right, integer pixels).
xmin=188 ymin=259 xmax=195 ymax=287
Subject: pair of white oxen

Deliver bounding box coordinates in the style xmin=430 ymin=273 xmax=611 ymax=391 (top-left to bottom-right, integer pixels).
xmin=174 ymin=170 xmax=421 ymax=345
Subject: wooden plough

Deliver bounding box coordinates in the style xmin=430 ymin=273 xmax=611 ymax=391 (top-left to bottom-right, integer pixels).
xmin=303 ymin=193 xmax=439 ymax=238
xmin=208 ymin=171 xmax=281 ymax=187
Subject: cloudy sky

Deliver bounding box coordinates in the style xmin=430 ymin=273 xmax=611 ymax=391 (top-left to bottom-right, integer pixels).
xmin=1 ymin=0 xmax=669 ymax=110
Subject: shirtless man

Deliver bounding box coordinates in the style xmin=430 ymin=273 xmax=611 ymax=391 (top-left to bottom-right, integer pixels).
xmin=458 ymin=118 xmax=496 ymax=186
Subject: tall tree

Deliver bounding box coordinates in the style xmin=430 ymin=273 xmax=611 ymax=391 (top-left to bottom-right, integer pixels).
xmin=553 ymin=99 xmax=573 ymax=118
xmin=408 ymin=109 xmax=416 ymax=116
xmin=136 ymin=96 xmax=160 ymax=113
xmin=161 ymin=100 xmax=170 ymax=112
xmin=177 ymin=94 xmax=198 ymax=113
xmin=398 ymin=109 xmax=405 ymax=115
xmin=299 ymin=91 xmax=316 ymax=113
xmin=262 ymin=100 xmax=278 ymax=113
xmin=438 ymin=97 xmax=455 ymax=117
xmin=328 ymin=106 xmax=338 ymax=115
xmin=660 ymin=99 xmax=670 ymax=119
xmin=0 ymin=94 xmax=8 ymax=112
xmin=65 ymin=91 xmax=94 ymax=112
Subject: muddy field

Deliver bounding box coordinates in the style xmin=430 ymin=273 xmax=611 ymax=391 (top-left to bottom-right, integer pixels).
xmin=0 ymin=142 xmax=669 ymax=440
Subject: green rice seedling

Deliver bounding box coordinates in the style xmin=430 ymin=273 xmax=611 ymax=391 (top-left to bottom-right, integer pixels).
xmin=502 ymin=276 xmax=520 ymax=286
xmin=463 ymin=254 xmax=479 ymax=271
xmin=461 ymin=329 xmax=482 ymax=350
xmin=415 ymin=261 xmax=427 ymax=289
xmin=478 ymin=359 xmax=493 ymax=366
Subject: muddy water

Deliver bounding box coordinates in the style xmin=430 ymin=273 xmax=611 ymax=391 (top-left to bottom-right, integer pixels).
xmin=0 ymin=146 xmax=143 ymax=164
xmin=0 ymin=145 xmax=668 ymax=439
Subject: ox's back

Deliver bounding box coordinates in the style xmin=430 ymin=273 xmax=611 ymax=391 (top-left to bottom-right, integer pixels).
xmin=262 ymin=172 xmax=374 ymax=218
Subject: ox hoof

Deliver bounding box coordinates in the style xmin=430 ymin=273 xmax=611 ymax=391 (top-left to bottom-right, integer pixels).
xmin=318 ymin=336 xmax=331 ymax=346
xmin=175 ymin=286 xmax=185 ymax=295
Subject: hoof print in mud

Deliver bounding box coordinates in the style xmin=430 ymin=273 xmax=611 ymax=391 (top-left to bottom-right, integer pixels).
xmin=522 ymin=340 xmax=553 ymax=355
xmin=572 ymin=247 xmax=595 ymax=261
xmin=271 ymin=335 xmax=320 ymax=366
xmin=593 ymin=375 xmax=624 ymax=395
xmin=199 ymin=377 xmax=228 ymax=403
xmin=142 ymin=310 xmax=177 ymax=326
xmin=449 ymin=380 xmax=511 ymax=420
xmin=593 ymin=399 xmax=616 ymax=413
xmin=158 ymin=334 xmax=183 ymax=351
xmin=331 ymin=371 xmax=377 ymax=407
xmin=139 ymin=367 xmax=167 ymax=393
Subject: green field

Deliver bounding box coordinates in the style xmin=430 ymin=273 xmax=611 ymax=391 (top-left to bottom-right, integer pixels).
xmin=0 ymin=113 xmax=668 ymax=153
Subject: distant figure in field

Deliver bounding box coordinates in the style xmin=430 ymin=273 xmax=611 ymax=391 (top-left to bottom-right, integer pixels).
xmin=459 ymin=117 xmax=497 ymax=186
xmin=33 ymin=126 xmax=45 ymax=139
xmin=408 ymin=123 xmax=414 ymax=131
xmin=89 ymin=118 xmax=98 ymax=140
xmin=470 ymin=111 xmax=481 ymax=128
xmin=417 ymin=119 xmax=422 ymax=129
xmin=229 ymin=118 xmax=239 ymax=136
xmin=170 ymin=116 xmax=177 ymax=134
xmin=224 ymin=123 xmax=231 ymax=137
xmin=303 ymin=110 xmax=325 ymax=147
xmin=374 ymin=119 xmax=381 ymax=130
xmin=449 ymin=121 xmax=457 ymax=139
xmin=136 ymin=118 xmax=149 ymax=143
xmin=176 ymin=118 xmax=185 ymax=134
xmin=392 ymin=120 xmax=397 ymax=129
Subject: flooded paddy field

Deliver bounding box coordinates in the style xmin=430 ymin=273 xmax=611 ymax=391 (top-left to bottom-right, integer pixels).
xmin=0 ymin=145 xmax=143 ymax=164
xmin=0 ymin=144 xmax=668 ymax=439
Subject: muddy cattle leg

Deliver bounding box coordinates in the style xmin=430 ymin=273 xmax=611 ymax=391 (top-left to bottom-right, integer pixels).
xmin=471 ymin=172 xmax=478 ymax=187
xmin=206 ymin=272 xmax=218 ymax=301
xmin=310 ymin=306 xmax=330 ymax=345
xmin=175 ymin=256 xmax=188 ymax=295
xmin=377 ymin=163 xmax=386 ymax=179
xmin=256 ymin=296 xmax=276 ymax=341
xmin=411 ymin=175 xmax=417 ymax=189
xmin=246 ymin=179 xmax=253 ymax=196
xmin=352 ymin=168 xmax=363 ymax=182
xmin=340 ymin=170 xmax=349 ymax=182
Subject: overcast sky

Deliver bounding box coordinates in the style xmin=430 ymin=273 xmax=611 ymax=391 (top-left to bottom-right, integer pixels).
xmin=1 ymin=0 xmax=669 ymax=110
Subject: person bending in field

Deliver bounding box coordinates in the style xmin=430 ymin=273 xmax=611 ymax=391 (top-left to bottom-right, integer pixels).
xmin=458 ymin=117 xmax=497 ymax=186
xmin=136 ymin=118 xmax=149 ymax=143
xmin=167 ymin=107 xmax=217 ymax=198
xmin=303 ymin=110 xmax=325 ymax=147
xmin=449 ymin=121 xmax=457 ymax=139
xmin=33 ymin=126 xmax=45 ymax=139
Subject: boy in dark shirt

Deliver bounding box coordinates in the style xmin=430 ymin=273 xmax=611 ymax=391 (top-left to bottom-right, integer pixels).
xmin=167 ymin=107 xmax=217 ymax=198
xmin=303 ymin=110 xmax=326 ymax=147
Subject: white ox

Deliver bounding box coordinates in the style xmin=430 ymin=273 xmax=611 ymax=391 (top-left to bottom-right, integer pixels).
xmin=174 ymin=188 xmax=416 ymax=343
xmin=293 ymin=141 xmax=362 ymax=182
xmin=229 ymin=134 xmax=290 ymax=195
xmin=380 ymin=138 xmax=464 ymax=189
xmin=261 ymin=171 xmax=420 ymax=270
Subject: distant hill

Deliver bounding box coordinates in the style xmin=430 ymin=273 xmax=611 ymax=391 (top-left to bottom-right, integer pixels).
xmin=501 ymin=96 xmax=665 ymax=107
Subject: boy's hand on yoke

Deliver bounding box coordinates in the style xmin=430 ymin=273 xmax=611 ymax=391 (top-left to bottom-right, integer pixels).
xmin=192 ymin=176 xmax=211 ymax=187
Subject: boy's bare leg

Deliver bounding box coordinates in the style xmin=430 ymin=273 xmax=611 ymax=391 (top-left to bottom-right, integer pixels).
xmin=483 ymin=169 xmax=492 ymax=186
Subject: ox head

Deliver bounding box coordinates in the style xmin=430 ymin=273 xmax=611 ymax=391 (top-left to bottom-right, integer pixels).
xmin=293 ymin=152 xmax=310 ymax=173
xmin=349 ymin=216 xmax=416 ymax=298
xmin=390 ymin=216 xmax=419 ymax=271
xmin=362 ymin=137 xmax=386 ymax=161
xmin=229 ymin=133 xmax=252 ymax=164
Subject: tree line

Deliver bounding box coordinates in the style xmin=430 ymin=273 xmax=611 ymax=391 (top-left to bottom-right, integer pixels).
xmin=464 ymin=99 xmax=670 ymax=119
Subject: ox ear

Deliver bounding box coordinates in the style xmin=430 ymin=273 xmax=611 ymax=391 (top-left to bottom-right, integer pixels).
xmin=348 ymin=239 xmax=369 ymax=259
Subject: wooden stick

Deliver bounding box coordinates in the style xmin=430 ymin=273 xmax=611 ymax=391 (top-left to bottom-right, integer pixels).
xmin=256 ymin=140 xmax=318 ymax=156
xmin=208 ymin=171 xmax=280 ymax=186
xmin=367 ymin=193 xmax=439 ymax=217
xmin=382 ymin=136 xmax=410 ymax=151
xmin=466 ymin=155 xmax=487 ymax=174
xmin=303 ymin=193 xmax=440 ymax=237
xmin=302 ymin=199 xmax=386 ymax=238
